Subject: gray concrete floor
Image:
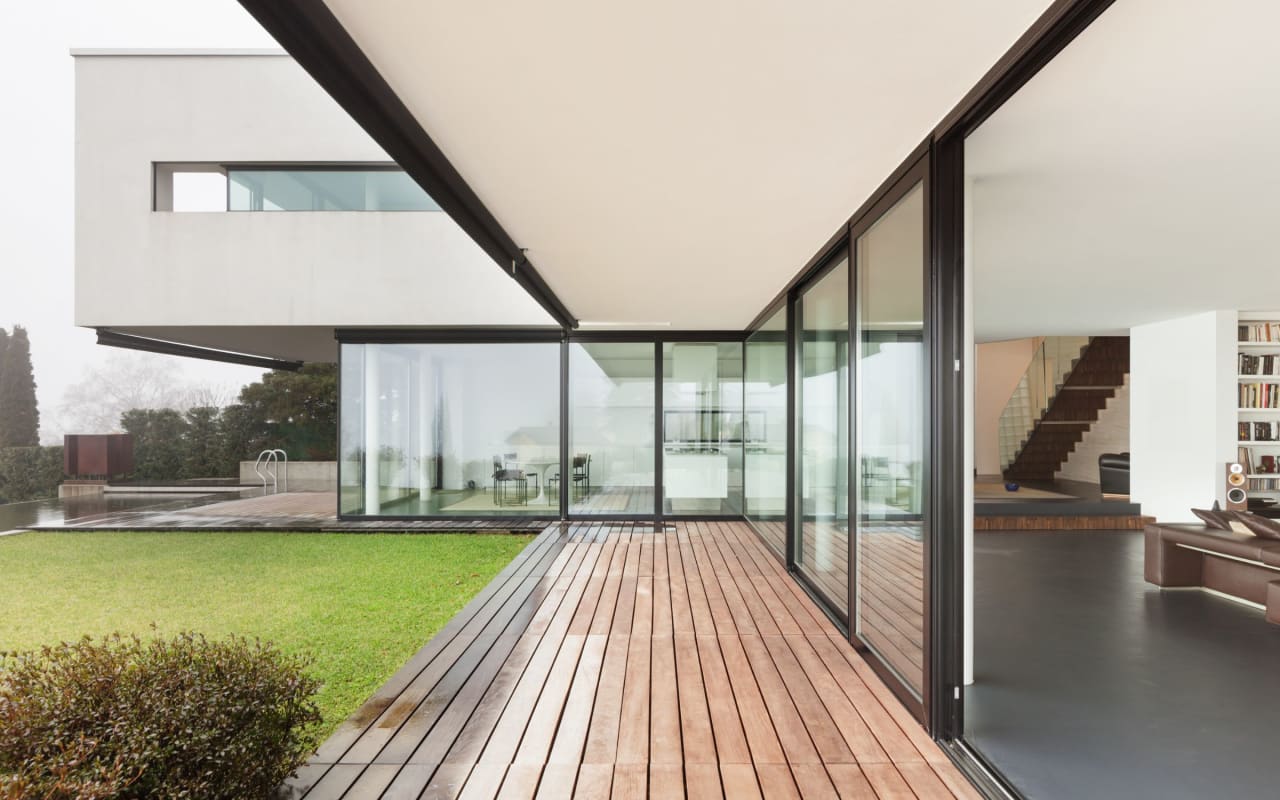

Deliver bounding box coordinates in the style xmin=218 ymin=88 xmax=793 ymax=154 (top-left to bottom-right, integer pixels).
xmin=966 ymin=531 xmax=1280 ymax=800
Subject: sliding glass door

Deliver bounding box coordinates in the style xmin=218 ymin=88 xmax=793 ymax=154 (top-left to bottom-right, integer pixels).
xmin=795 ymin=251 xmax=851 ymax=618
xmin=853 ymin=178 xmax=928 ymax=702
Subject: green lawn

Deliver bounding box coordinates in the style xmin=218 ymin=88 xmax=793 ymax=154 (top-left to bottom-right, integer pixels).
xmin=0 ymin=531 xmax=534 ymax=736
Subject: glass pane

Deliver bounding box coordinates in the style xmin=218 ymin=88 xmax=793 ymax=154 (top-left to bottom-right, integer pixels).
xmin=797 ymin=252 xmax=850 ymax=616
xmin=662 ymin=341 xmax=743 ymax=515
xmin=745 ymin=308 xmax=788 ymax=555
xmin=228 ymin=169 xmax=440 ymax=211
xmin=855 ymin=183 xmax=926 ymax=697
xmin=339 ymin=342 xmax=560 ymax=516
xmin=570 ymin=342 xmax=655 ymax=515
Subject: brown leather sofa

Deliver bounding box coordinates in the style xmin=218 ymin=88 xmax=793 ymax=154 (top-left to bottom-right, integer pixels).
xmin=1145 ymin=522 xmax=1280 ymax=623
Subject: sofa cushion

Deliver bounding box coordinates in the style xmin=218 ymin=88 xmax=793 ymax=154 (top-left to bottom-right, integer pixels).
xmin=1235 ymin=512 xmax=1280 ymax=541
xmin=1191 ymin=507 xmax=1234 ymax=531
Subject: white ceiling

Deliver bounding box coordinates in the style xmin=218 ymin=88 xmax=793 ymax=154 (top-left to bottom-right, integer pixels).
xmin=322 ymin=0 xmax=1055 ymax=329
xmin=968 ymin=0 xmax=1280 ymax=342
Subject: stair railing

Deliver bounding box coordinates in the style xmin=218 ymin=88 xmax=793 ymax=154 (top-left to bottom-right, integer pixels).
xmin=997 ymin=336 xmax=1091 ymax=472
xmin=253 ymin=449 xmax=279 ymax=495
xmin=271 ymin=449 xmax=288 ymax=493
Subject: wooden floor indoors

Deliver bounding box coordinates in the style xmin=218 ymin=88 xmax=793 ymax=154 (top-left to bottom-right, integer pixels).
xmin=284 ymin=520 xmax=975 ymax=799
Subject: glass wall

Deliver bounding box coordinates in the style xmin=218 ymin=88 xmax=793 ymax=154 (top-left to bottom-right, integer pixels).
xmin=661 ymin=341 xmax=744 ymax=515
xmin=796 ymin=252 xmax=851 ymax=616
xmin=745 ymin=308 xmax=788 ymax=554
xmin=853 ymin=184 xmax=926 ymax=697
xmin=339 ymin=342 xmax=560 ymax=516
xmin=228 ymin=169 xmax=440 ymax=211
xmin=569 ymin=342 xmax=656 ymax=515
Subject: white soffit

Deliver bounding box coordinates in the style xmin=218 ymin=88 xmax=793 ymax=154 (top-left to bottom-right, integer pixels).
xmin=322 ymin=0 xmax=1054 ymax=329
xmin=968 ymin=0 xmax=1280 ymax=342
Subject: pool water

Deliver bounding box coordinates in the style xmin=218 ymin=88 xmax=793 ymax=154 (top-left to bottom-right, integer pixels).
xmin=0 ymin=492 xmax=245 ymax=532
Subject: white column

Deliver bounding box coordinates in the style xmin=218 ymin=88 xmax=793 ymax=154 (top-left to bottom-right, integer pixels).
xmin=1130 ymin=310 xmax=1236 ymax=521
xmin=417 ymin=351 xmax=433 ymax=500
xmin=363 ymin=346 xmax=381 ymax=514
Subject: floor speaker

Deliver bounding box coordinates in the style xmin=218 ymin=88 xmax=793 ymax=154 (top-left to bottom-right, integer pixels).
xmin=1226 ymin=462 xmax=1248 ymax=511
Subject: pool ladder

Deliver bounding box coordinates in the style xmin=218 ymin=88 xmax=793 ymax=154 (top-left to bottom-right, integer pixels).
xmin=253 ymin=449 xmax=288 ymax=495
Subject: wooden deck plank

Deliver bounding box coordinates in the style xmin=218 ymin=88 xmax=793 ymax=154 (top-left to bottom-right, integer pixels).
xmin=684 ymin=763 xmax=723 ymax=798
xmin=649 ymin=634 xmax=682 ymax=765
xmin=545 ymin=633 xmax=608 ymax=764
xmin=582 ymin=632 xmax=630 ymax=764
xmin=716 ymin=634 xmax=787 ymax=764
xmin=790 ymin=763 xmax=841 ymax=799
xmin=807 ymin=635 xmax=923 ymax=764
xmin=647 ymin=764 xmax=682 ymax=799
xmin=720 ymin=763 xmax=763 ymax=799
xmin=615 ymin=578 xmax=652 ymax=763
xmin=784 ymin=636 xmax=890 ymax=763
xmin=861 ymin=763 xmax=916 ymax=800
xmin=664 ymin=530 xmax=695 ymax=634
xmin=898 ymin=761 xmax=958 ymax=800
xmin=824 ymin=763 xmax=877 ymax=799
xmin=573 ymin=764 xmax=613 ymax=799
xmin=495 ymin=763 xmax=542 ymax=800
xmin=532 ymin=764 xmax=577 ymax=799
xmin=672 ymin=634 xmax=717 ymax=764
xmin=610 ymin=763 xmax=647 ymax=799
xmin=736 ymin=634 xmax=823 ymax=765
xmin=757 ymin=635 xmax=855 ymax=764
xmin=755 ymin=763 xmax=802 ymax=799
xmin=472 ymin=541 xmax=607 ymax=770
xmin=293 ymin=521 xmax=972 ymax=800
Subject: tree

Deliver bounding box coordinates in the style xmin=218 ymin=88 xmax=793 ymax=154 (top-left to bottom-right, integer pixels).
xmin=237 ymin=364 xmax=337 ymax=460
xmin=0 ymin=325 xmax=39 ymax=446
xmin=215 ymin=403 xmax=270 ymax=476
xmin=182 ymin=406 xmax=223 ymax=478
xmin=121 ymin=408 xmax=189 ymax=481
xmin=56 ymin=353 xmax=238 ymax=436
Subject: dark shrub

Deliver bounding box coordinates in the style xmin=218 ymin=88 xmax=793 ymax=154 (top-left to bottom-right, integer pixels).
xmin=0 ymin=445 xmax=63 ymax=504
xmin=0 ymin=631 xmax=322 ymax=799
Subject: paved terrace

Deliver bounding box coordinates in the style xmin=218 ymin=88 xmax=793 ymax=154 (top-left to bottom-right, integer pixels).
xmin=284 ymin=520 xmax=975 ymax=799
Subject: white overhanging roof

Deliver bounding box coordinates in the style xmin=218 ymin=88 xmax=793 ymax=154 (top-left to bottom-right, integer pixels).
xmin=294 ymin=1 xmax=1057 ymax=330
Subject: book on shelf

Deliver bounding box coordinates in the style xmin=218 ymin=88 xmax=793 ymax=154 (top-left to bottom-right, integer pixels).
xmin=1250 ymin=476 xmax=1280 ymax=492
xmin=1238 ymin=352 xmax=1280 ymax=375
xmin=1240 ymin=445 xmax=1254 ymax=474
xmin=1239 ymin=382 xmax=1280 ymax=408
xmin=1239 ymin=322 xmax=1280 ymax=343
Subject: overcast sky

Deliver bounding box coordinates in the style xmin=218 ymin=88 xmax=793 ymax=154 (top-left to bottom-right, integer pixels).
xmin=0 ymin=1 xmax=279 ymax=443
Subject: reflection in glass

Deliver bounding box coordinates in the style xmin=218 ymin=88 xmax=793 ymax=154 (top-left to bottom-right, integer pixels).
xmin=569 ymin=343 xmax=656 ymax=515
xmin=228 ymin=169 xmax=440 ymax=211
xmin=854 ymin=183 xmax=926 ymax=697
xmin=661 ymin=342 xmax=743 ymax=515
xmin=339 ymin=342 xmax=559 ymax=516
xmin=797 ymin=253 xmax=850 ymax=616
xmin=745 ymin=308 xmax=788 ymax=554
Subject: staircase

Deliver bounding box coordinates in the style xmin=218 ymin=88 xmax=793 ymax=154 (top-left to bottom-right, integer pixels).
xmin=1002 ymin=336 xmax=1130 ymax=482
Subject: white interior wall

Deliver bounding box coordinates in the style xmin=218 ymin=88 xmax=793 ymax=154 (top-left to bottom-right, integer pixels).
xmin=1130 ymin=311 xmax=1236 ymax=521
xmin=974 ymin=338 xmax=1039 ymax=475
xmin=1057 ymin=377 xmax=1130 ymax=484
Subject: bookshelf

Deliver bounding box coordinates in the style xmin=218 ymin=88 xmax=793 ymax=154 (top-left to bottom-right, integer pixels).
xmin=1236 ymin=315 xmax=1280 ymax=495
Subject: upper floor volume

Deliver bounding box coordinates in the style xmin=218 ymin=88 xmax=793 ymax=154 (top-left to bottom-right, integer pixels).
xmin=73 ymin=49 xmax=553 ymax=366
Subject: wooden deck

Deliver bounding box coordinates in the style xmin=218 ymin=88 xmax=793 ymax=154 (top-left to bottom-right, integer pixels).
xmin=750 ymin=520 xmax=925 ymax=696
xmin=284 ymin=521 xmax=975 ymax=799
